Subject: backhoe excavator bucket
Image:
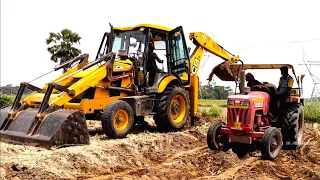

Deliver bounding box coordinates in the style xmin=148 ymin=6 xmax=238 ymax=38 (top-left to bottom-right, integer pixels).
xmin=0 ymin=107 xmax=90 ymax=148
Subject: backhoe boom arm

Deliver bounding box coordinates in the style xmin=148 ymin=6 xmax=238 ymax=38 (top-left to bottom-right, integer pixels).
xmin=187 ymin=32 xmax=240 ymax=122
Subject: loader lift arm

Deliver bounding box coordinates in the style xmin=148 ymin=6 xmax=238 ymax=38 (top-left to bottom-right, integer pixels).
xmin=187 ymin=32 xmax=240 ymax=125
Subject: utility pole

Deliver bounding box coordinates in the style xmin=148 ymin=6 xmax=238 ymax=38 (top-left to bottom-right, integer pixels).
xmin=299 ymin=47 xmax=320 ymax=102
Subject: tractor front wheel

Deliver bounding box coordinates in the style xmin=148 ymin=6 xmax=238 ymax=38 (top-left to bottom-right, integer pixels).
xmin=101 ymin=100 xmax=134 ymax=139
xmin=154 ymin=85 xmax=190 ymax=132
xmin=261 ymin=127 xmax=283 ymax=160
xmin=207 ymin=121 xmax=230 ymax=151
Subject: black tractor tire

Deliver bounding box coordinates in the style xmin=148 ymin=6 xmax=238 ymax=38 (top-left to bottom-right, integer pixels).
xmin=153 ymin=85 xmax=190 ymax=132
xmin=280 ymin=103 xmax=304 ymax=150
xmin=261 ymin=127 xmax=283 ymax=160
xmin=101 ymin=100 xmax=134 ymax=139
xmin=207 ymin=121 xmax=230 ymax=152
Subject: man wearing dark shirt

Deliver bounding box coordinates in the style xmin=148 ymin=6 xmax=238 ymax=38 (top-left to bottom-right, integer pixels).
xmin=146 ymin=44 xmax=163 ymax=86
xmin=245 ymin=73 xmax=263 ymax=87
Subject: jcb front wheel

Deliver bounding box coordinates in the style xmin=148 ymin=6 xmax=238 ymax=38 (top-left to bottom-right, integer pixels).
xmin=101 ymin=100 xmax=134 ymax=139
xmin=154 ymin=86 xmax=190 ymax=132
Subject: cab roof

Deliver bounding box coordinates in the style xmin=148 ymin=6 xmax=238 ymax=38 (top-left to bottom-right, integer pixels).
xmin=113 ymin=24 xmax=172 ymax=32
xmin=229 ymin=63 xmax=296 ymax=75
xmin=211 ymin=62 xmax=297 ymax=82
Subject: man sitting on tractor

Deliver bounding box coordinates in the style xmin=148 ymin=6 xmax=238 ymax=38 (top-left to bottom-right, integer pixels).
xmin=277 ymin=66 xmax=294 ymax=108
xmin=245 ymin=73 xmax=263 ymax=88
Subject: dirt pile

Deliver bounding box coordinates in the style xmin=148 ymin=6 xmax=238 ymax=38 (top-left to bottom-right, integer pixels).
xmin=0 ymin=118 xmax=319 ymax=180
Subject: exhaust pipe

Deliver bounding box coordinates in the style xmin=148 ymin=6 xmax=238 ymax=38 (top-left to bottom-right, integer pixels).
xmin=240 ymin=70 xmax=245 ymax=94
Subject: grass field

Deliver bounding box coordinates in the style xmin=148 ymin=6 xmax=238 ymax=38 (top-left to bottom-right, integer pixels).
xmin=1 ymin=95 xmax=319 ymax=122
xmin=198 ymin=99 xmax=227 ymax=107
xmin=198 ymin=99 xmax=319 ymax=123
xmin=305 ymin=101 xmax=320 ymax=123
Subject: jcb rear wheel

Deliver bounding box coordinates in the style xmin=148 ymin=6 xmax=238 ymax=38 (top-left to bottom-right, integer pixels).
xmin=154 ymin=85 xmax=190 ymax=132
xmin=101 ymin=100 xmax=134 ymax=139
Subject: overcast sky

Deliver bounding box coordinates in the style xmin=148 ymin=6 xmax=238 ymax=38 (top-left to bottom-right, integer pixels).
xmin=1 ymin=0 xmax=320 ymax=98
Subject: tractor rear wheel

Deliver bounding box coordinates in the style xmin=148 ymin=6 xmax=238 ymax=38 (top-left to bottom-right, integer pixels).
xmin=207 ymin=121 xmax=230 ymax=151
xmin=153 ymin=85 xmax=190 ymax=132
xmin=280 ymin=103 xmax=304 ymax=150
xmin=261 ymin=127 xmax=283 ymax=160
xmin=101 ymin=100 xmax=134 ymax=139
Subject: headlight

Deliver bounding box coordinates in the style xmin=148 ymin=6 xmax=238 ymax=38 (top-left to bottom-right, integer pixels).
xmin=227 ymin=100 xmax=235 ymax=105
xmin=240 ymin=101 xmax=250 ymax=106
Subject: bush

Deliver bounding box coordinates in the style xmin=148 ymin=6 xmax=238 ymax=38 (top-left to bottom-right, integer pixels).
xmin=0 ymin=95 xmax=13 ymax=109
xmin=305 ymin=102 xmax=320 ymax=123
xmin=208 ymin=104 xmax=223 ymax=118
xmin=201 ymin=110 xmax=208 ymax=116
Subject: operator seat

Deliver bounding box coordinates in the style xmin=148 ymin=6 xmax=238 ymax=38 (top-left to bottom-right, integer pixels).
xmin=263 ymin=82 xmax=278 ymax=117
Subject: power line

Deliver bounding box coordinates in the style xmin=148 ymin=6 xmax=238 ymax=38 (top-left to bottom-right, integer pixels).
xmin=239 ymin=38 xmax=320 ymax=49
xmin=300 ymin=47 xmax=320 ymax=101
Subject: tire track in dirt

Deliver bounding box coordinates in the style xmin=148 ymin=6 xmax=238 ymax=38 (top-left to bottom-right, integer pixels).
xmin=84 ymin=145 xmax=208 ymax=180
xmin=193 ymin=156 xmax=259 ymax=180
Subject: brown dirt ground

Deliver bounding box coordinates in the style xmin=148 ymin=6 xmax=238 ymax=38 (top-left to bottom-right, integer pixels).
xmin=0 ymin=115 xmax=319 ymax=180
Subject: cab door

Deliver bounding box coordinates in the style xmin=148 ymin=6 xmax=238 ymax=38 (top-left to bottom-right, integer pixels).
xmin=168 ymin=26 xmax=190 ymax=86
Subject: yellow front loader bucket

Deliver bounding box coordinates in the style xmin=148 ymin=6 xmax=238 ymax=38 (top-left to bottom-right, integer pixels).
xmin=0 ymin=106 xmax=90 ymax=148
xmin=0 ymin=53 xmax=116 ymax=148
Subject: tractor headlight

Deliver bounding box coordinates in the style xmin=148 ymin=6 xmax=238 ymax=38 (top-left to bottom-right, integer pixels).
xmin=227 ymin=100 xmax=235 ymax=106
xmin=240 ymin=101 xmax=250 ymax=106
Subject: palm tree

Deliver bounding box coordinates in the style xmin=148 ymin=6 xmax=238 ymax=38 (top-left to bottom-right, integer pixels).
xmin=46 ymin=29 xmax=82 ymax=73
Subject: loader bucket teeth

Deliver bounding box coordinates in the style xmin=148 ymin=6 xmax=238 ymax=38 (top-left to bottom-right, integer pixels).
xmin=0 ymin=108 xmax=90 ymax=148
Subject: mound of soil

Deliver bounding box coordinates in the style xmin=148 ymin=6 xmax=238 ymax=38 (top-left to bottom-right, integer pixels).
xmin=0 ymin=117 xmax=319 ymax=180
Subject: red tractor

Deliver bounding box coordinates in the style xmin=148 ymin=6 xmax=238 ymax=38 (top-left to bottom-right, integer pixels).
xmin=206 ymin=63 xmax=305 ymax=160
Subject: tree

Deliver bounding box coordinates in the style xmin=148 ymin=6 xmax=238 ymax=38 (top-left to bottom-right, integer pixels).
xmin=199 ymin=85 xmax=233 ymax=100
xmin=46 ymin=29 xmax=82 ymax=73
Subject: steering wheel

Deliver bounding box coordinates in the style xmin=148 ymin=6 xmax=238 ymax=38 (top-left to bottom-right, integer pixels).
xmin=251 ymin=85 xmax=271 ymax=93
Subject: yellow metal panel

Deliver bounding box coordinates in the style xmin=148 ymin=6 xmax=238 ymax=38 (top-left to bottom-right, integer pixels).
xmin=24 ymin=93 xmax=61 ymax=106
xmin=51 ymin=64 xmax=108 ymax=107
xmin=158 ymin=76 xmax=177 ymax=93
xmin=64 ymin=103 xmax=81 ymax=110
xmin=227 ymin=105 xmax=249 ymax=109
xmin=114 ymin=24 xmax=172 ymax=32
xmin=80 ymin=97 xmax=121 ymax=114
xmin=113 ymin=60 xmax=133 ymax=72
xmin=73 ymin=64 xmax=100 ymax=78
xmin=251 ymin=97 xmax=265 ymax=103
xmin=190 ymin=76 xmax=199 ymax=117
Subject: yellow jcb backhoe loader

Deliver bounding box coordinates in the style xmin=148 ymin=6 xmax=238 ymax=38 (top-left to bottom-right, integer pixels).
xmin=0 ymin=23 xmax=240 ymax=148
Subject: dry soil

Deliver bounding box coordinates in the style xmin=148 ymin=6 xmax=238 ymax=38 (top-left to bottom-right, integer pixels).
xmin=0 ymin=116 xmax=319 ymax=180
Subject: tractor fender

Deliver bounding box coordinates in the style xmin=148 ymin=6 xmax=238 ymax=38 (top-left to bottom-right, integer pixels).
xmin=157 ymin=76 xmax=181 ymax=93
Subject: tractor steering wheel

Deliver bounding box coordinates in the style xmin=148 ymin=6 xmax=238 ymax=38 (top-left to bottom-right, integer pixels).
xmin=251 ymin=85 xmax=271 ymax=93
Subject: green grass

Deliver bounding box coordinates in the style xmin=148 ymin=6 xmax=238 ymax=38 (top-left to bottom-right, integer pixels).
xmin=198 ymin=99 xmax=227 ymax=108
xmin=0 ymin=95 xmax=14 ymax=109
xmin=305 ymin=102 xmax=320 ymax=123
xmin=6 ymin=95 xmax=16 ymax=101
xmin=198 ymin=99 xmax=225 ymax=118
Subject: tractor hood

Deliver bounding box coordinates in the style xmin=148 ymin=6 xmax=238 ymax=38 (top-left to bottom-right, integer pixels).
xmin=227 ymin=91 xmax=270 ymax=109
